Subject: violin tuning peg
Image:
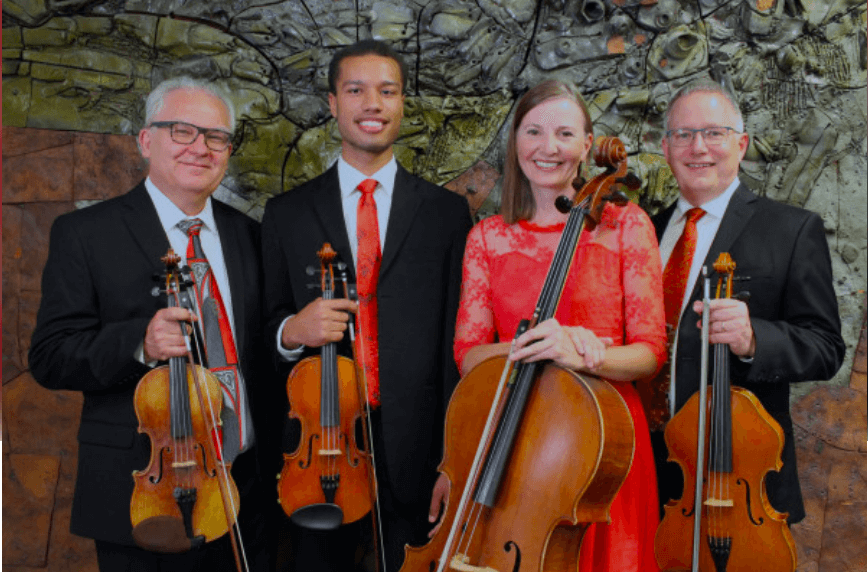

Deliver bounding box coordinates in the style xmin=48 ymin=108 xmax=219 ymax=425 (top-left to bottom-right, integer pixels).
xmin=276 ymin=473 xmax=281 ymax=480
xmin=734 ymin=291 xmax=751 ymax=304
xmin=615 ymin=172 xmax=641 ymax=190
xmin=305 ymin=265 xmax=317 ymax=276
xmin=151 ymin=286 xmax=161 ymax=297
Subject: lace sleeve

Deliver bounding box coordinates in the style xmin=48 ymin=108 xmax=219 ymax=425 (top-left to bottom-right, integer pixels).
xmin=620 ymin=204 xmax=668 ymax=373
xmin=454 ymin=221 xmax=496 ymax=368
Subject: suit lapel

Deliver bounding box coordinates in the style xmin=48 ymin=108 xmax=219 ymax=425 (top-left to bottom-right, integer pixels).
xmin=310 ymin=165 xmax=355 ymax=275
xmin=653 ymin=203 xmax=677 ymax=242
xmin=685 ymin=184 xmax=757 ymax=305
xmin=213 ymin=201 xmax=247 ymax=350
xmin=381 ymin=165 xmax=422 ymax=276
xmin=120 ymin=182 xmax=172 ymax=270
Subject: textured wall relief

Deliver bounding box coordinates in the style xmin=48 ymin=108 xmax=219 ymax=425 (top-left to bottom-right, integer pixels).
xmin=2 ymin=1 xmax=867 ymax=570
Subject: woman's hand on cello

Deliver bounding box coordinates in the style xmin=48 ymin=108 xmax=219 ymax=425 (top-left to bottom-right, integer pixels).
xmin=566 ymin=326 xmax=612 ymax=371
xmin=428 ymin=473 xmax=451 ymax=538
xmin=510 ymin=318 xmax=595 ymax=371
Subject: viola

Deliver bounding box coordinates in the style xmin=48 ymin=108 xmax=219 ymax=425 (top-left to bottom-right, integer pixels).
xmin=400 ymin=137 xmax=640 ymax=572
xmin=130 ymin=250 xmax=248 ymax=570
xmin=655 ymin=253 xmax=796 ymax=572
xmin=277 ymin=243 xmax=379 ymax=532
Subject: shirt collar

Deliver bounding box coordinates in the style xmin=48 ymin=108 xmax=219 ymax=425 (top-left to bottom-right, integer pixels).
xmin=337 ymin=156 xmax=397 ymax=200
xmin=144 ymin=177 xmax=217 ymax=233
xmin=675 ymin=177 xmax=740 ymax=222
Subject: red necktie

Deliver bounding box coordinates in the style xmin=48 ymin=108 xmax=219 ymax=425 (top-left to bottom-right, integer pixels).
xmin=355 ymin=179 xmax=381 ymax=407
xmin=178 ymin=218 xmax=247 ymax=461
xmin=662 ymin=207 xmax=706 ymax=327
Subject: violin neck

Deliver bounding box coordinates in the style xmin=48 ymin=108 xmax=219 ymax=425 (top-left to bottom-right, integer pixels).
xmin=707 ymin=340 xmax=733 ymax=474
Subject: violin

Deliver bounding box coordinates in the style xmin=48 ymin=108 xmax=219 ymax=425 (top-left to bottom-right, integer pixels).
xmin=277 ymin=243 xmax=378 ymax=532
xmin=130 ymin=250 xmax=248 ymax=570
xmin=655 ymin=253 xmax=796 ymax=572
xmin=400 ymin=137 xmax=640 ymax=572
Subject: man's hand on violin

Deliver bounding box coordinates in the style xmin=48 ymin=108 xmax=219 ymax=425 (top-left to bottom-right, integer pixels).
xmin=143 ymin=307 xmax=195 ymax=362
xmin=692 ymin=298 xmax=756 ymax=358
xmin=509 ymin=318 xmax=610 ymax=372
xmin=428 ymin=473 xmax=450 ymax=538
xmin=281 ymin=297 xmax=358 ymax=350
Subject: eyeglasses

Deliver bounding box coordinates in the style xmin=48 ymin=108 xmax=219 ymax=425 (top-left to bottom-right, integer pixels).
xmin=665 ymin=126 xmax=741 ymax=147
xmin=149 ymin=121 xmax=233 ymax=151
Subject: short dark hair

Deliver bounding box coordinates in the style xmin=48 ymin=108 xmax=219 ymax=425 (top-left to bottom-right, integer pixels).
xmin=328 ymin=39 xmax=408 ymax=95
xmin=501 ymin=80 xmax=594 ymax=224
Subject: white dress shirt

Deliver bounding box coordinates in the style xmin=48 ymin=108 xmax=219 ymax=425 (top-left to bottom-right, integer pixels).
xmin=276 ymin=156 xmax=398 ymax=360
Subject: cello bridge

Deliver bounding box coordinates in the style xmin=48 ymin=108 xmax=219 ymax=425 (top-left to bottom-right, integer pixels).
xmin=449 ymin=553 xmax=500 ymax=572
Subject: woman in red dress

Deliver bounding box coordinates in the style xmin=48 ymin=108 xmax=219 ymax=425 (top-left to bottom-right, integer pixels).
xmin=453 ymin=79 xmax=665 ymax=571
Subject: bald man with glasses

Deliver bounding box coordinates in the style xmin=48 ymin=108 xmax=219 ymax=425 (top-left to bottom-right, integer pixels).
xmin=648 ymin=79 xmax=845 ymax=525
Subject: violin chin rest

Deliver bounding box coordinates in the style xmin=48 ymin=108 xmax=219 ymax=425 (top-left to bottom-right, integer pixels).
xmin=291 ymin=503 xmax=344 ymax=531
xmin=132 ymin=516 xmax=200 ymax=553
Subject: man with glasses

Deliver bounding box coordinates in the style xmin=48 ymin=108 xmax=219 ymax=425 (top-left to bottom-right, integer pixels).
xmin=649 ymin=79 xmax=845 ymax=525
xmin=29 ymin=77 xmax=276 ymax=571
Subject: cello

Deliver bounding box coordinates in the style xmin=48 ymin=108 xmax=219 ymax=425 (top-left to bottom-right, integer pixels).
xmin=277 ymin=243 xmax=380 ymax=533
xmin=400 ymin=137 xmax=639 ymax=572
xmin=130 ymin=250 xmax=249 ymax=571
xmin=655 ymin=253 xmax=796 ymax=572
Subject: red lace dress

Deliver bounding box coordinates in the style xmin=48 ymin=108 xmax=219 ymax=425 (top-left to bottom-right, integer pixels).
xmin=454 ymin=201 xmax=665 ymax=572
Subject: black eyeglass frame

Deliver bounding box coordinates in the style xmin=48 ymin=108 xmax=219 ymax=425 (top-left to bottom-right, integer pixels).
xmin=148 ymin=121 xmax=233 ymax=151
xmin=664 ymin=126 xmax=743 ymax=147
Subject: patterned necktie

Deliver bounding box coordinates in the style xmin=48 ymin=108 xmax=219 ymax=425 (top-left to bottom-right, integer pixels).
xmin=355 ymin=179 xmax=381 ymax=407
xmin=662 ymin=207 xmax=706 ymax=327
xmin=638 ymin=207 xmax=707 ymax=432
xmin=177 ymin=218 xmax=248 ymax=461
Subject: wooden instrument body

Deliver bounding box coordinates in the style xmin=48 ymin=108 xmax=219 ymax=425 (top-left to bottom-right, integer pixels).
xmin=131 ymin=363 xmax=239 ymax=543
xmin=655 ymin=386 xmax=796 ymax=572
xmin=401 ymin=356 xmax=634 ymax=572
xmin=278 ymin=354 xmax=373 ymax=525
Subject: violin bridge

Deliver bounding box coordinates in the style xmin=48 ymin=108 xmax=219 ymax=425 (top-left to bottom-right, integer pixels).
xmin=703 ymin=497 xmax=734 ymax=508
xmin=317 ymin=448 xmax=342 ymax=456
xmin=170 ymin=460 xmax=197 ymax=469
xmin=449 ymin=553 xmax=500 ymax=572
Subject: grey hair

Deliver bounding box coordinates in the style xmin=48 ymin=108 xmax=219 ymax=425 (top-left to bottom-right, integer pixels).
xmin=663 ymin=79 xmax=744 ymax=133
xmin=144 ymin=76 xmax=236 ymax=132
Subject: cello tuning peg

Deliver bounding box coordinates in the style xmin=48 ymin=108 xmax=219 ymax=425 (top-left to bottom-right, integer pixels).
xmin=615 ymin=172 xmax=641 ymax=190
xmin=571 ymin=175 xmax=587 ymax=191
xmin=555 ymin=195 xmax=573 ymax=214
xmin=603 ymin=190 xmax=629 ymax=206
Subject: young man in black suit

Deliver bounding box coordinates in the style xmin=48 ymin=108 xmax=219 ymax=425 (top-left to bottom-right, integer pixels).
xmin=652 ymin=79 xmax=845 ymax=524
xmin=262 ymin=40 xmax=472 ymax=572
xmin=29 ymin=77 xmax=277 ymax=571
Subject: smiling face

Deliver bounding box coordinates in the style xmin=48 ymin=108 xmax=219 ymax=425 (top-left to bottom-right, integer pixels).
xmin=138 ymin=87 xmax=232 ymax=215
xmin=328 ymin=54 xmax=405 ymax=174
xmin=662 ymin=91 xmax=749 ymax=207
xmin=515 ymin=97 xmax=593 ymax=199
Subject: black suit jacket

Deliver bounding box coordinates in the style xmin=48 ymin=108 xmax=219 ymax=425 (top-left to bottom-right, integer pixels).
xmin=28 ymin=182 xmax=274 ymax=545
xmin=652 ymin=183 xmax=845 ymax=523
xmin=262 ymin=163 xmax=472 ymax=507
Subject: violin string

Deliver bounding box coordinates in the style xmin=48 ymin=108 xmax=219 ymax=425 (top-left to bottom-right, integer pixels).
xmin=169 ymin=270 xmax=194 ymax=493
xmin=180 ymin=268 xmax=251 ymax=572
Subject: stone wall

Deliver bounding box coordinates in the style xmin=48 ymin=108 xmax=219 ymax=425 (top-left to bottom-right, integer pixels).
xmin=2 ymin=0 xmax=866 ymax=569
